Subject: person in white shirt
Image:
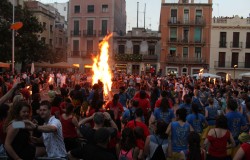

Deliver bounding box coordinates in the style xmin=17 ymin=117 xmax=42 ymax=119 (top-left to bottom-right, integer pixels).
xmin=60 ymin=73 xmax=66 ymax=88
xmin=25 ymin=100 xmax=67 ymax=159
xmin=56 ymin=72 xmax=62 ymax=87
xmin=49 ymin=72 xmax=55 ymax=86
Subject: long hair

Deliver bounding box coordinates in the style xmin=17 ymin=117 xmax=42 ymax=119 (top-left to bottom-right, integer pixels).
xmin=112 ymin=94 xmax=119 ymax=106
xmin=65 ymin=103 xmax=74 ymax=116
xmin=155 ymin=120 xmax=168 ymax=139
xmin=160 ymin=97 xmax=170 ymax=112
xmin=120 ymin=128 xmax=136 ymax=151
xmin=187 ymin=132 xmax=202 ymax=160
xmin=3 ymin=101 xmax=31 ymax=132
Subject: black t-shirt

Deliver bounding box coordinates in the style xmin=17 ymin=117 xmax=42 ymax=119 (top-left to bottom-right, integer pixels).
xmin=82 ymin=143 xmax=117 ymax=160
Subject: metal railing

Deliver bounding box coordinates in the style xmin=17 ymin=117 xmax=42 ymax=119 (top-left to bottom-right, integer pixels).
xmin=230 ymin=42 xmax=243 ymax=48
xmin=70 ymin=30 xmax=81 ymax=36
xmin=214 ymin=61 xmax=250 ymax=68
xmin=168 ymin=17 xmax=206 ymax=26
xmin=219 ymin=41 xmax=227 ymax=48
xmin=166 ymin=56 xmax=205 ymax=64
xmin=82 ymin=30 xmax=96 ymax=37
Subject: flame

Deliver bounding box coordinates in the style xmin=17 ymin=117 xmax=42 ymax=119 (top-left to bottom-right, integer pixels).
xmin=92 ymin=34 xmax=113 ymax=96
xmin=48 ymin=77 xmax=52 ymax=84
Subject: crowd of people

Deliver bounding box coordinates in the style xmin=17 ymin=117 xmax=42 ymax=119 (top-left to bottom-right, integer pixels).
xmin=0 ymin=70 xmax=250 ymax=160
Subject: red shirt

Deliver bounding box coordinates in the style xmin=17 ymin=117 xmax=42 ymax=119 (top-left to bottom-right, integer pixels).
xmin=207 ymin=130 xmax=230 ymax=158
xmin=155 ymin=98 xmax=173 ymax=108
xmin=126 ymin=120 xmax=150 ymax=138
xmin=105 ymin=101 xmax=124 ymax=120
xmin=134 ymin=98 xmax=150 ymax=118
xmin=134 ymin=92 xmax=150 ymax=99
xmin=51 ymin=106 xmax=61 ymax=117
xmin=60 ymin=115 xmax=77 ymax=138
xmin=241 ymin=142 xmax=250 ymax=159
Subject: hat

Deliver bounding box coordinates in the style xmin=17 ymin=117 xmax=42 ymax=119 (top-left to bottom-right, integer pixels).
xmin=238 ymin=132 xmax=250 ymax=143
xmin=93 ymin=112 xmax=105 ymax=125
xmin=94 ymin=128 xmax=111 ymax=144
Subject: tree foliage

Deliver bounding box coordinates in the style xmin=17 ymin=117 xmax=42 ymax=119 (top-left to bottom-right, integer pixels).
xmin=0 ymin=0 xmax=51 ymax=68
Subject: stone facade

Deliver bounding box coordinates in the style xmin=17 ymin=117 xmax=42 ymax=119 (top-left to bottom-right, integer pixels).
xmin=210 ymin=16 xmax=250 ymax=78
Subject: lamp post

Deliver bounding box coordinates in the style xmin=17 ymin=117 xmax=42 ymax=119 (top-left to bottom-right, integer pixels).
xmin=233 ymin=65 xmax=237 ymax=80
xmin=12 ymin=0 xmax=15 ymax=74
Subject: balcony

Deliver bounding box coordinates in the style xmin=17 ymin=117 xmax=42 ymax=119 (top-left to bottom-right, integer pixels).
xmin=166 ymin=56 xmax=205 ymax=64
xmin=98 ymin=30 xmax=108 ymax=37
xmin=114 ymin=54 xmax=142 ymax=62
xmin=70 ymin=30 xmax=81 ymax=37
xmin=168 ymin=18 xmax=206 ymax=26
xmin=143 ymin=55 xmax=158 ymax=61
xmin=230 ymin=42 xmax=243 ymax=48
xmin=83 ymin=30 xmax=96 ymax=37
xmin=70 ymin=51 xmax=97 ymax=58
xmin=214 ymin=61 xmax=250 ymax=69
xmin=167 ymin=39 xmax=206 ymax=46
xmin=219 ymin=41 xmax=227 ymax=48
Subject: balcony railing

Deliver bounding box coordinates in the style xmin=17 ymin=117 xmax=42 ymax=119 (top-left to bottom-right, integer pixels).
xmin=114 ymin=54 xmax=142 ymax=62
xmin=83 ymin=30 xmax=96 ymax=37
xmin=143 ymin=55 xmax=158 ymax=61
xmin=166 ymin=56 xmax=205 ymax=64
xmin=70 ymin=30 xmax=81 ymax=36
xmin=230 ymin=42 xmax=243 ymax=48
xmin=219 ymin=41 xmax=227 ymax=48
xmin=98 ymin=30 xmax=108 ymax=36
xmin=167 ymin=39 xmax=206 ymax=45
xmin=70 ymin=51 xmax=97 ymax=58
xmin=168 ymin=18 xmax=206 ymax=26
xmin=214 ymin=61 xmax=250 ymax=68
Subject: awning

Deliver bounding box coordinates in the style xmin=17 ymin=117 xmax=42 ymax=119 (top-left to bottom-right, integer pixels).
xmin=0 ymin=62 xmax=10 ymax=68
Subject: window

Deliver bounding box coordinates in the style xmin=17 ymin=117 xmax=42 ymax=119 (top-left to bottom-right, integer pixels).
xmin=245 ymin=53 xmax=250 ymax=68
xmin=74 ymin=5 xmax=80 ymax=13
xmin=195 ymin=47 xmax=201 ymax=59
xmin=49 ymin=39 xmax=52 ymax=46
xmin=231 ymin=52 xmax=238 ymax=67
xmin=183 ymin=27 xmax=189 ymax=42
xmin=102 ymin=5 xmax=108 ymax=12
xmin=73 ymin=20 xmax=79 ymax=35
xmin=170 ymin=9 xmax=177 ymax=23
xmin=246 ymin=32 xmax=250 ymax=48
xmin=41 ymin=37 xmax=46 ymax=43
xmin=101 ymin=20 xmax=108 ymax=36
xmin=118 ymin=45 xmax=125 ymax=54
xmin=50 ymin=25 xmax=53 ymax=32
xmin=195 ymin=10 xmax=202 ymax=24
xmin=59 ymin=38 xmax=62 ymax=46
xmin=64 ymin=7 xmax=66 ymax=11
xmin=170 ymin=47 xmax=176 ymax=56
xmin=232 ymin=32 xmax=240 ymax=48
xmin=184 ymin=9 xmax=189 ymax=24
xmin=87 ymin=5 xmax=94 ymax=13
xmin=170 ymin=27 xmax=177 ymax=41
xmin=218 ymin=52 xmax=225 ymax=67
xmin=87 ymin=40 xmax=93 ymax=55
xmin=194 ymin=27 xmax=201 ymax=42
xmin=183 ymin=47 xmax=188 ymax=58
xmin=43 ymin=22 xmax=46 ymax=30
xmin=148 ymin=45 xmax=155 ymax=55
xmin=73 ymin=40 xmax=79 ymax=56
xmin=133 ymin=45 xmax=140 ymax=54
xmin=219 ymin=32 xmax=227 ymax=48
xmin=87 ymin=20 xmax=94 ymax=35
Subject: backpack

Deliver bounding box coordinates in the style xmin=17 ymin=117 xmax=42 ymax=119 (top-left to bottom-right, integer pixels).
xmin=151 ymin=135 xmax=166 ymax=160
xmin=119 ymin=150 xmax=130 ymax=160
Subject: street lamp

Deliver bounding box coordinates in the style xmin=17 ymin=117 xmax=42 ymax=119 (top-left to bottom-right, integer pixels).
xmin=12 ymin=0 xmax=15 ymax=74
xmin=233 ymin=64 xmax=237 ymax=80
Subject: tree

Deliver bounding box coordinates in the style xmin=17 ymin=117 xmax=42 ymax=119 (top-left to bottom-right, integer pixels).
xmin=0 ymin=0 xmax=51 ymax=71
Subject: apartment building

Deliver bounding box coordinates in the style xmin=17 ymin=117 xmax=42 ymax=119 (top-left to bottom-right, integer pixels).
xmin=210 ymin=16 xmax=250 ymax=78
xmin=113 ymin=28 xmax=161 ymax=75
xmin=48 ymin=2 xmax=69 ymax=22
xmin=67 ymin=0 xmax=126 ymax=72
xmin=25 ymin=1 xmax=68 ymax=62
xmin=159 ymin=0 xmax=212 ymax=76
